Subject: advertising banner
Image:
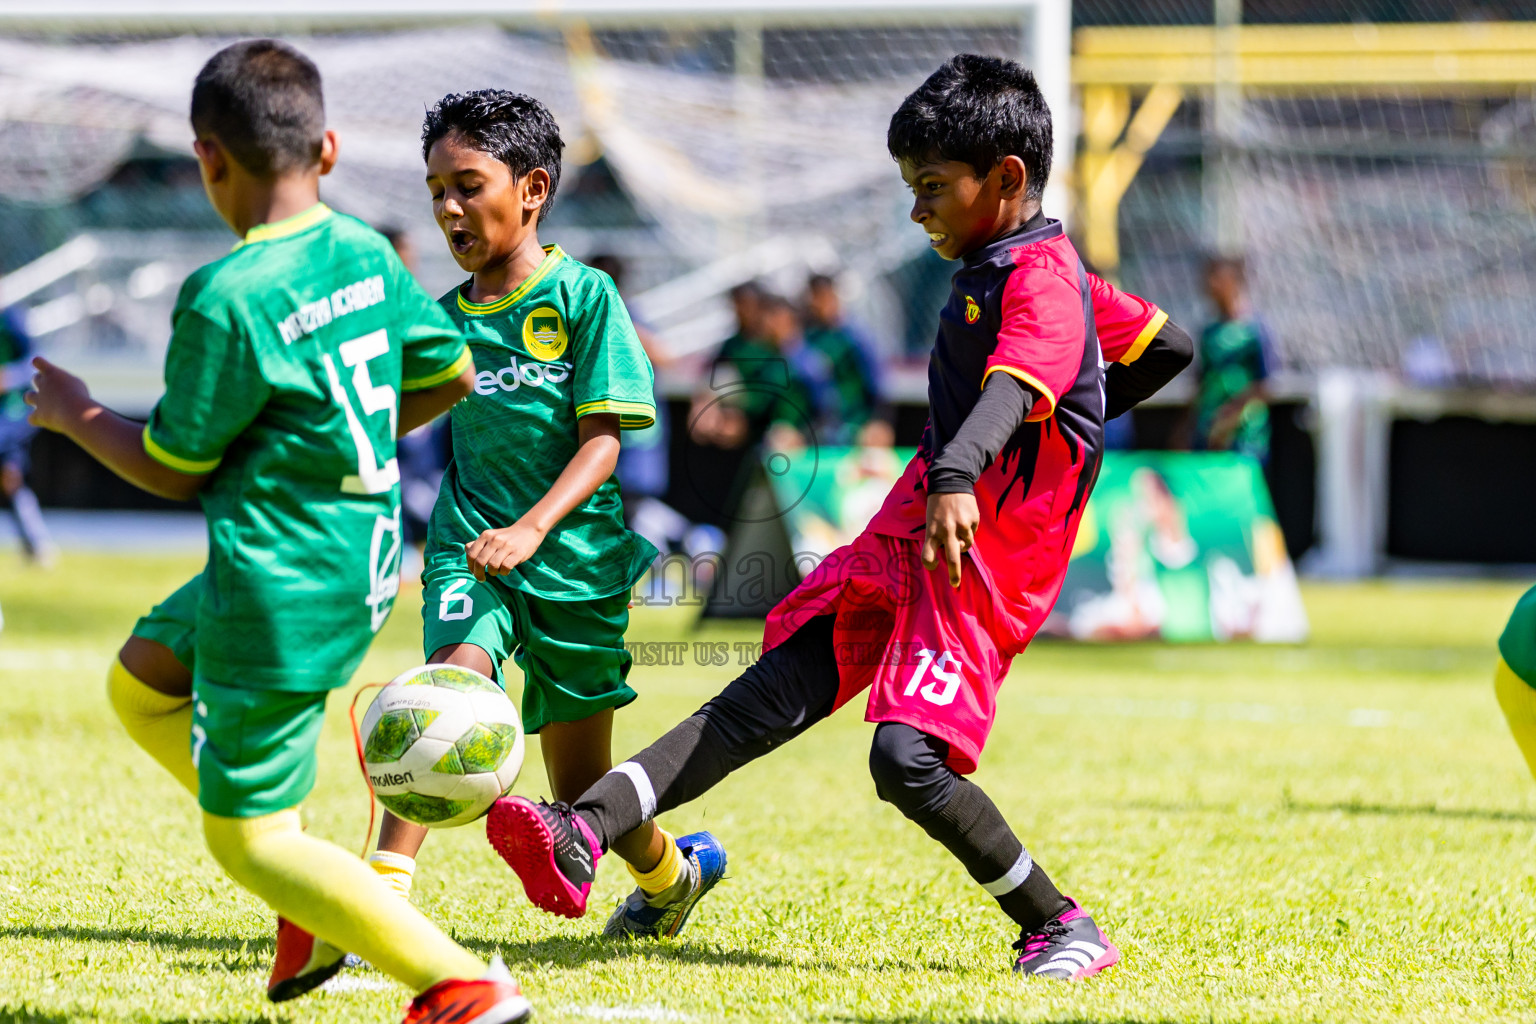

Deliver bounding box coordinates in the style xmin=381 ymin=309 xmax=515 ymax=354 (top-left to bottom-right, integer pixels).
xmin=737 ymin=447 xmax=1307 ymax=642
xmin=1046 ymin=452 xmax=1308 ymax=643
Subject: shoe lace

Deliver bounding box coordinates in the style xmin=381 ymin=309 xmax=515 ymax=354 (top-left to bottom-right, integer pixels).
xmin=1013 ymin=916 xmax=1070 ymax=959
xmin=540 ymin=800 xmax=596 ymax=877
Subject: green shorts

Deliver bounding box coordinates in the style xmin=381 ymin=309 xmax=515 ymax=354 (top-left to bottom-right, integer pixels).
xmin=1500 ymin=582 xmax=1536 ymax=686
xmin=132 ymin=576 xmax=330 ymax=817
xmin=192 ymin=678 xmax=328 ymax=818
xmin=421 ymin=567 xmax=635 ymax=733
xmin=132 ymin=574 xmax=200 ymax=672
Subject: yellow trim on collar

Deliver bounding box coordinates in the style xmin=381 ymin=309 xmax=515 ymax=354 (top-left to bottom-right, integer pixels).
xmin=1118 ymin=307 xmax=1168 ymax=366
xmin=980 ymin=364 xmax=1058 ymax=422
xmin=236 ymin=203 xmax=332 ymax=249
xmin=402 ymin=348 xmax=473 ymax=392
xmin=575 ymin=398 xmax=657 ymax=429
xmin=456 ymin=245 xmax=566 ymax=316
xmin=142 ymin=424 xmax=220 ymax=475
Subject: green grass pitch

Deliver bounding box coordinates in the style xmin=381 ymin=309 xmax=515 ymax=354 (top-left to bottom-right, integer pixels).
xmin=1 ymin=552 xmax=1534 ymax=1023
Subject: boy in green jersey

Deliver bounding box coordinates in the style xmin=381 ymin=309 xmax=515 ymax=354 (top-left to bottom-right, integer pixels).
xmin=1186 ymin=255 xmax=1273 ymax=463
xmin=25 ymin=41 xmax=531 ymax=1022
xmin=366 ymin=90 xmax=726 ymax=939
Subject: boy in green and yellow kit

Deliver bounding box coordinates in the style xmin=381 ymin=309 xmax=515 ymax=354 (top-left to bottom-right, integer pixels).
xmin=366 ymin=89 xmax=727 ymax=941
xmin=26 ymin=41 xmax=530 ymax=1022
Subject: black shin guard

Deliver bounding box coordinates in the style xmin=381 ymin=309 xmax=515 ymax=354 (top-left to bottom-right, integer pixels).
xmin=575 ymin=616 xmax=842 ymax=848
xmin=868 ymin=722 xmax=1070 ymax=932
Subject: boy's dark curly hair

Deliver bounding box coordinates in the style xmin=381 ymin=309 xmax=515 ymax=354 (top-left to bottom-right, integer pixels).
xmin=887 ymin=54 xmax=1053 ymax=202
xmin=422 ymin=90 xmax=565 ymax=221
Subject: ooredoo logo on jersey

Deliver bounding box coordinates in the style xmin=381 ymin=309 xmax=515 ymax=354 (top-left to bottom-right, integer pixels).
xmin=472 ymin=354 xmax=572 ymax=396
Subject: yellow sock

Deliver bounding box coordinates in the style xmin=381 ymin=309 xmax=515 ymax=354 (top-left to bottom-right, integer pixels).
xmin=627 ymin=828 xmax=684 ymax=897
xmin=368 ymin=850 xmax=416 ymax=901
xmin=203 ymin=809 xmax=482 ymax=993
xmin=107 ymin=658 xmax=198 ymax=796
xmin=1495 ymin=657 xmax=1536 ymax=782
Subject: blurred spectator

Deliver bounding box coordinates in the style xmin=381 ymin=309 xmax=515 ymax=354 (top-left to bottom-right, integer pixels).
xmin=694 ymin=282 xmax=771 ymax=448
xmin=692 ymin=281 xmax=778 ymax=450
xmin=803 ymin=273 xmax=892 ymax=446
xmin=1181 ymin=256 xmax=1273 ymax=464
xmin=0 ymin=306 xmax=54 ymax=565
xmin=589 ymin=253 xmax=718 ymax=558
xmin=379 ymin=224 xmax=447 ymax=566
xmin=756 ymin=293 xmax=829 ymax=450
xmin=378 ymin=223 xmax=417 ymax=274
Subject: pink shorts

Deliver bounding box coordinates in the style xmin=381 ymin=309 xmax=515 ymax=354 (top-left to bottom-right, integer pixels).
xmin=764 ymin=531 xmax=1029 ymax=774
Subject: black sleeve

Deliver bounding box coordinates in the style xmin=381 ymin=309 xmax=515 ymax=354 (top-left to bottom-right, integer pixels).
xmin=1104 ymin=317 xmax=1194 ymax=421
xmin=926 ymin=373 xmax=1035 ymax=495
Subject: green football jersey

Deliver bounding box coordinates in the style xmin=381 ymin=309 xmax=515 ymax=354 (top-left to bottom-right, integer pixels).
xmin=429 ymin=244 xmax=659 ymax=600
xmin=144 ymin=204 xmax=470 ymax=691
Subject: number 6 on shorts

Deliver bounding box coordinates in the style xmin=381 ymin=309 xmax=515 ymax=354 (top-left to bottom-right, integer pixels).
xmin=440 ymin=578 xmax=475 ymax=622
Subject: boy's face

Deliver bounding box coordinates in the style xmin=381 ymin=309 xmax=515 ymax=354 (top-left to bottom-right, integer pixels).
xmin=762 ymin=304 xmax=799 ymax=347
xmin=425 ymin=132 xmax=546 ymax=273
xmin=1206 ymin=265 xmax=1244 ymax=316
xmin=731 ymin=290 xmax=763 ymax=335
xmin=899 ymin=156 xmax=1025 ymax=262
xmin=807 ymin=283 xmax=839 ymax=325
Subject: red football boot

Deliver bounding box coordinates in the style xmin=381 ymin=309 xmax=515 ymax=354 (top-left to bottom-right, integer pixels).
xmin=402 ymin=956 xmax=531 ymax=1024
xmin=268 ymin=916 xmax=346 ymax=1002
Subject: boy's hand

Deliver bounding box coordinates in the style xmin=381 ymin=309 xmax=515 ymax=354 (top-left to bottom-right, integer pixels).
xmin=466 ymin=523 xmax=546 ymax=581
xmin=25 ymin=357 xmax=96 ymax=435
xmin=922 ymin=491 xmax=979 ymax=589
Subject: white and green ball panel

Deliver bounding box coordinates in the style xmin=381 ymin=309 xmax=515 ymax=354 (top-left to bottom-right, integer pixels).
xmin=360 ymin=664 xmax=525 ymax=828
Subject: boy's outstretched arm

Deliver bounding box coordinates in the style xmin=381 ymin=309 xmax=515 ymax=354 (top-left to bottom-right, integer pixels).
xmin=398 ymin=364 xmax=474 ymax=436
xmin=1103 ymin=317 xmax=1193 ymax=421
xmin=26 ymin=357 xmax=208 ymax=502
xmin=465 ymin=412 xmax=621 ymax=581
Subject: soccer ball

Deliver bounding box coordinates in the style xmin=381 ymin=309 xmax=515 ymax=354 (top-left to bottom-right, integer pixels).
xmin=360 ymin=664 xmax=524 ymax=828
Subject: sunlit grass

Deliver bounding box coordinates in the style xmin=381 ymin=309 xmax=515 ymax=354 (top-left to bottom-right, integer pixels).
xmin=1 ymin=553 xmax=1532 ymax=1023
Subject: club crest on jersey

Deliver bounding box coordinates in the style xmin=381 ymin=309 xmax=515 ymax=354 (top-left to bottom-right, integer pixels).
xmin=522 ymin=305 xmax=568 ymax=360
xmin=964 ymin=296 xmax=981 ymax=324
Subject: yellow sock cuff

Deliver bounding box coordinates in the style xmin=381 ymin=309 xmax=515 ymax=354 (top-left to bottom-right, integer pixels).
xmin=108 ymin=658 xmax=191 ymax=717
xmin=368 ymin=850 xmax=416 ymax=901
xmin=628 ymin=829 xmax=684 ymax=896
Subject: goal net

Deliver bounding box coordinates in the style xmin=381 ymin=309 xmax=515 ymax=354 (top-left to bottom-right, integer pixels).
xmin=1120 ymin=88 xmax=1536 ymax=386
xmin=0 ymin=2 xmax=1068 ymax=381
xmin=1071 ymin=8 xmax=1536 ymax=388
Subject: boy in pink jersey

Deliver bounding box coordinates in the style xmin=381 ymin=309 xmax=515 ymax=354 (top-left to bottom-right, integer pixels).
xmin=483 ymin=54 xmax=1192 ymax=977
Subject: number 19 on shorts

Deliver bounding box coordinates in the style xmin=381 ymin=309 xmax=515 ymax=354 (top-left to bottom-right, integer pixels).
xmin=904 ymin=648 xmax=963 ymax=706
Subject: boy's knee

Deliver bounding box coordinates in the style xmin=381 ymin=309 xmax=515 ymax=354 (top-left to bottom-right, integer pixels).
xmin=107 ymin=658 xmax=190 ymax=730
xmin=868 ymin=722 xmax=957 ymax=822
